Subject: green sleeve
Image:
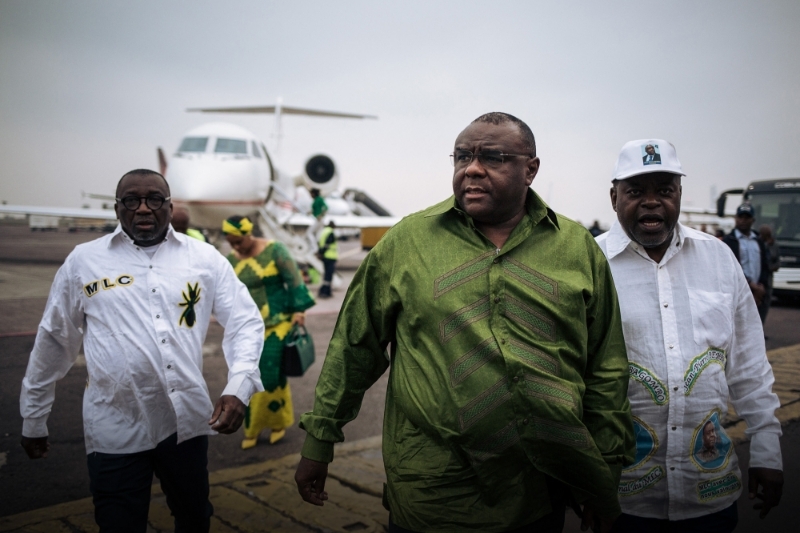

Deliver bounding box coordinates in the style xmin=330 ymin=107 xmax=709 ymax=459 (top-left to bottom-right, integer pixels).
xmin=579 ymin=235 xmax=635 ymax=516
xmin=272 ymin=242 xmax=315 ymax=313
xmin=298 ymin=238 xmax=395 ymax=462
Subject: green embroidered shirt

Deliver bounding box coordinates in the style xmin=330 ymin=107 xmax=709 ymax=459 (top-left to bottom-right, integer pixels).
xmin=299 ymin=191 xmax=634 ymax=531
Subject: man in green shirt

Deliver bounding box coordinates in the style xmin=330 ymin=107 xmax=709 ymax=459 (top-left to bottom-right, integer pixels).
xmin=295 ymin=113 xmax=634 ymax=532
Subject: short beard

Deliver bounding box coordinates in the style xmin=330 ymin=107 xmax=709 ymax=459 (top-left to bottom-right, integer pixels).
xmin=628 ymin=225 xmax=675 ymax=250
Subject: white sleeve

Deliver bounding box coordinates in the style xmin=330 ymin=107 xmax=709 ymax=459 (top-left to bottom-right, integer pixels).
xmin=211 ymin=253 xmax=265 ymax=405
xmin=20 ymin=258 xmax=85 ymax=438
xmin=726 ymin=263 xmax=782 ymax=470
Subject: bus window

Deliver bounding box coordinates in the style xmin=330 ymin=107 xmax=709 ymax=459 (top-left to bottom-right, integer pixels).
xmin=178 ymin=137 xmax=208 ymax=153
xmin=749 ymin=192 xmax=800 ymax=241
xmin=215 ymin=138 xmax=248 ymax=154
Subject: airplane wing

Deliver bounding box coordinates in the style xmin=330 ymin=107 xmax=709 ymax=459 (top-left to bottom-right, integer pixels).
xmin=0 ymin=205 xmax=117 ymax=220
xmin=187 ymin=105 xmax=377 ymax=120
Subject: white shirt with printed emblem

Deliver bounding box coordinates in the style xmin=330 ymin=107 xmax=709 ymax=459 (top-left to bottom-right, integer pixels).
xmin=20 ymin=225 xmax=265 ymax=454
xmin=596 ymin=222 xmax=781 ymax=520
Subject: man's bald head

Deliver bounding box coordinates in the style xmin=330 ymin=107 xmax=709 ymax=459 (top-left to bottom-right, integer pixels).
xmin=471 ymin=112 xmax=536 ymax=157
xmin=116 ymin=169 xmax=170 ymax=198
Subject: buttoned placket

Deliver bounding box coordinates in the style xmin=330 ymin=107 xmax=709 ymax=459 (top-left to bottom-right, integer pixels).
xmin=651 ymin=243 xmax=686 ymax=517
xmin=144 ymin=247 xmax=174 ymax=397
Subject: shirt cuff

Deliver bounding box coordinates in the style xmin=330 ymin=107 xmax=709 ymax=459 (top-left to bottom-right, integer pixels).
xmin=22 ymin=416 xmax=49 ymax=439
xmin=749 ymin=431 xmax=783 ymax=470
xmin=301 ymin=433 xmax=335 ymax=463
xmin=222 ymin=373 xmax=264 ymax=406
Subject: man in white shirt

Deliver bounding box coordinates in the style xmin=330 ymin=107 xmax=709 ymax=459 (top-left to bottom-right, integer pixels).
xmin=596 ymin=140 xmax=783 ymax=532
xmin=20 ymin=169 xmax=265 ymax=533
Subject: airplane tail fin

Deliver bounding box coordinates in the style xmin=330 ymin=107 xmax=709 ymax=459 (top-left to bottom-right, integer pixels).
xmin=157 ymin=147 xmax=168 ymax=176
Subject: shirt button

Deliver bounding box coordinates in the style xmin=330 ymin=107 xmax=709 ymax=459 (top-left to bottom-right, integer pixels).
xmin=493 ymin=259 xmax=499 ymax=264
xmin=156 ymin=315 xmax=160 ymax=319
xmin=671 ymin=426 xmax=677 ymax=431
xmin=494 ymin=297 xmax=501 ymax=304
xmin=512 ymin=376 xmax=520 ymax=383
xmin=673 ymin=386 xmax=678 ymax=391
xmin=500 ymin=339 xmax=506 ymax=344
xmin=663 ymin=303 xmax=668 ymax=308
xmin=171 ymin=388 xmax=175 ymax=393
xmin=670 ymin=466 xmax=675 ymax=471
xmin=152 ymin=289 xmax=156 ymax=293
xmin=149 ymin=265 xmax=153 ymax=269
xmin=522 ymin=418 xmax=529 ymax=425
xmin=669 ymin=344 xmax=674 ymax=349
xmin=167 ymin=365 xmax=172 ymax=369
xmin=161 ymin=339 xmax=166 ymax=344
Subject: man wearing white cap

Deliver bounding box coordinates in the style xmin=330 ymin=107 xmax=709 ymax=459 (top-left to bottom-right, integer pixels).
xmin=595 ymin=140 xmax=783 ymax=531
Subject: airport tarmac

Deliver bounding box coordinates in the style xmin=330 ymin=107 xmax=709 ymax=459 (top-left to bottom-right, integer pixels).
xmin=1 ymin=223 xmax=799 ymax=532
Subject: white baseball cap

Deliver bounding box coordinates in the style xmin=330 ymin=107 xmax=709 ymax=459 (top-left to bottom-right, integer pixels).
xmin=612 ymin=139 xmax=685 ymax=181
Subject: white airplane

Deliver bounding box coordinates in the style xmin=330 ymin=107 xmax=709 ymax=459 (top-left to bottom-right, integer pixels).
xmin=0 ymin=102 xmax=401 ymax=272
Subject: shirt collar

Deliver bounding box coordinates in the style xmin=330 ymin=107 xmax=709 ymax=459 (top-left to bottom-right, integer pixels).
xmin=605 ymin=221 xmax=709 ymax=261
xmin=734 ymin=228 xmax=757 ymax=240
xmin=109 ymin=223 xmax=181 ymax=249
xmin=424 ymin=189 xmax=560 ymax=230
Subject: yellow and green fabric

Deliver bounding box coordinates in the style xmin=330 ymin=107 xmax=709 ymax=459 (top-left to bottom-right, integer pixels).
xmin=299 ymin=190 xmax=634 ymax=532
xmin=227 ymin=241 xmax=315 ymax=436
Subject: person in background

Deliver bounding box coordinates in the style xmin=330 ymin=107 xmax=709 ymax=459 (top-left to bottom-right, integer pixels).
xmin=597 ymin=140 xmax=783 ymax=532
xmin=317 ymin=220 xmax=337 ymax=299
xmin=171 ymin=207 xmax=207 ymax=242
xmin=589 ymin=220 xmax=604 ymax=237
xmin=310 ymin=188 xmax=328 ymax=221
xmin=295 ymin=112 xmax=633 ymax=533
xmin=20 ymin=170 xmax=265 ymax=532
xmin=759 ymin=224 xmax=781 ymax=324
xmin=222 ymin=215 xmax=315 ymax=448
xmin=722 ymin=204 xmax=770 ymax=322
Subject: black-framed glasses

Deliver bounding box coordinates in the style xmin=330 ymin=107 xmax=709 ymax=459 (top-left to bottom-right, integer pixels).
xmin=116 ymin=195 xmax=171 ymax=211
xmin=450 ymin=149 xmax=531 ymax=168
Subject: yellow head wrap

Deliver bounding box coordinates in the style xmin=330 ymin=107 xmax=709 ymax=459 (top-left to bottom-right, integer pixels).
xmin=222 ymin=217 xmax=254 ymax=236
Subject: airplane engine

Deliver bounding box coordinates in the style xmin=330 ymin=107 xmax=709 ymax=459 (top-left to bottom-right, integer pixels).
xmin=295 ymin=154 xmax=340 ymax=195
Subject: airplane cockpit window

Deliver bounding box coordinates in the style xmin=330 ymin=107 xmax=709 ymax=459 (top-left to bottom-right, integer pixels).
xmin=215 ymin=138 xmax=248 ymax=154
xmin=178 ymin=137 xmax=208 ymax=152
xmin=252 ymin=141 xmax=261 ymax=158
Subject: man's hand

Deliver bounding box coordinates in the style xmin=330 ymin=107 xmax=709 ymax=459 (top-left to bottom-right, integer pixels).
xmin=21 ymin=436 xmax=49 ymax=459
xmin=749 ymin=282 xmax=766 ymax=305
xmin=291 ymin=313 xmax=306 ymax=327
xmin=748 ymin=467 xmax=783 ymax=518
xmin=581 ymin=506 xmax=615 ymax=533
xmin=209 ymin=395 xmax=246 ymax=434
xmin=295 ymin=456 xmax=329 ymax=506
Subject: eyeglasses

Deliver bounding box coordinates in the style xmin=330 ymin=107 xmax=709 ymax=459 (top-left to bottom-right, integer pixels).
xmin=450 ymin=149 xmax=531 ymax=169
xmin=116 ymin=195 xmax=171 ymax=211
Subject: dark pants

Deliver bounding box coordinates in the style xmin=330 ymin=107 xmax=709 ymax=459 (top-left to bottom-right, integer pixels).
xmin=610 ymin=502 xmax=737 ymax=533
xmin=86 ymin=433 xmax=212 ymax=533
xmin=319 ymin=258 xmax=336 ymax=297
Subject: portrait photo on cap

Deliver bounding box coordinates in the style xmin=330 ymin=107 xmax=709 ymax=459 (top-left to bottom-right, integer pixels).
xmin=642 ymin=144 xmax=661 ymax=166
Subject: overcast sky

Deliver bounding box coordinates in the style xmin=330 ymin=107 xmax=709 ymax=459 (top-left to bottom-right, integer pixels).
xmin=1 ymin=0 xmax=799 ymax=227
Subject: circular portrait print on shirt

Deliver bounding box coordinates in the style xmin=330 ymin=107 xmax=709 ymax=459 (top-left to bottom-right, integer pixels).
xmin=623 ymin=416 xmax=658 ymax=472
xmin=690 ymin=411 xmax=732 ymax=472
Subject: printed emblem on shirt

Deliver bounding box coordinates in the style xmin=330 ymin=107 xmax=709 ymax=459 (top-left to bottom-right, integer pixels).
xmin=502 ymin=258 xmax=559 ymax=302
xmin=684 ymin=348 xmax=726 ymax=396
xmin=619 ymin=466 xmax=665 ymax=497
xmin=440 ymin=296 xmax=491 ymax=343
xmin=504 ymin=295 xmax=557 ymax=341
xmin=449 ymin=338 xmax=501 ymax=386
xmin=690 ymin=410 xmax=733 ymax=472
xmin=457 ymin=377 xmax=512 ymax=431
xmin=178 ymin=282 xmax=202 ymax=328
xmin=434 ymin=251 xmax=494 ymax=300
xmin=83 ymin=275 xmax=134 ymax=297
xmin=628 ymin=363 xmax=669 ymax=405
xmin=623 ymin=416 xmax=659 ymax=472
xmin=696 ymin=472 xmax=741 ymax=503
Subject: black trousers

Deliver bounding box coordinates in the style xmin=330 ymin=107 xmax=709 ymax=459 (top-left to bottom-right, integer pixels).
xmin=389 ymin=508 xmax=565 ymax=533
xmin=86 ymin=433 xmax=212 ymax=533
xmin=319 ymin=258 xmax=336 ymax=296
xmin=610 ymin=502 xmax=737 ymax=533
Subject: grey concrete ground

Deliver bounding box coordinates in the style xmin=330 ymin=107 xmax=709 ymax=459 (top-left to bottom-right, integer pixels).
xmin=1 ymin=224 xmax=799 ymax=532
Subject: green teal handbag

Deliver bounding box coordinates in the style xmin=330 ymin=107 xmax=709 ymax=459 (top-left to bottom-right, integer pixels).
xmin=282 ymin=324 xmax=315 ymax=376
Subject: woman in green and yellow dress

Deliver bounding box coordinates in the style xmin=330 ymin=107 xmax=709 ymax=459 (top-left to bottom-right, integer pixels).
xmin=222 ymin=216 xmax=315 ymax=448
